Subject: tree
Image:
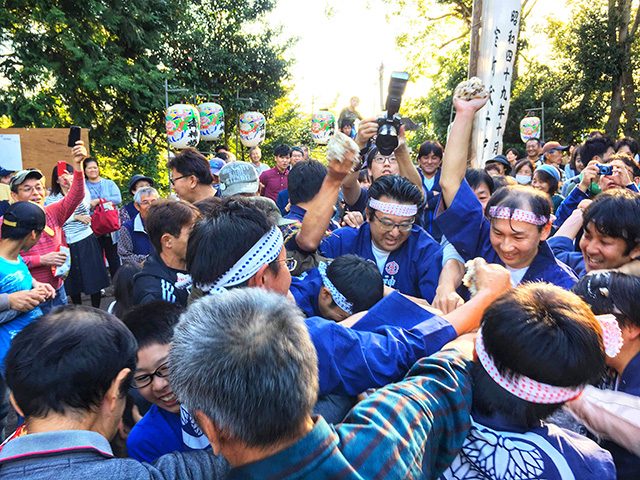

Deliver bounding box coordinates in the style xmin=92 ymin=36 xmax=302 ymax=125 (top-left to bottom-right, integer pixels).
xmin=0 ymin=0 xmax=289 ymax=186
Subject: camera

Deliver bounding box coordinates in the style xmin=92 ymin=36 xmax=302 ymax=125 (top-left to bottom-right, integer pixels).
xmin=597 ymin=164 xmax=613 ymax=176
xmin=376 ymin=72 xmax=409 ymax=156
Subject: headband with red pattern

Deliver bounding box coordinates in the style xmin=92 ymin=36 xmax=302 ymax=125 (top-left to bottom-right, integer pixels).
xmin=488 ymin=206 xmax=548 ymax=226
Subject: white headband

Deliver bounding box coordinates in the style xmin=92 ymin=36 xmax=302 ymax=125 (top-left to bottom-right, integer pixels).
xmin=198 ymin=226 xmax=283 ymax=294
xmin=318 ymin=262 xmax=353 ymax=314
xmin=475 ymin=328 xmax=583 ymax=404
xmin=368 ymin=198 xmax=417 ymax=217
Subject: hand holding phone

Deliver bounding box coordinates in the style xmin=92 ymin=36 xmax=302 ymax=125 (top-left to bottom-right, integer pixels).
xmin=57 ymin=161 xmax=68 ymax=177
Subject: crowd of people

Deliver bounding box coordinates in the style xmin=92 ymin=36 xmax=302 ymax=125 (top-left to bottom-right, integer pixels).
xmin=0 ymin=86 xmax=639 ymax=480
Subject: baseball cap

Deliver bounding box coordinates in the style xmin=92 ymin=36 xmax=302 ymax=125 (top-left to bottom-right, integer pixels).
xmin=218 ymin=162 xmax=259 ymax=197
xmin=245 ymin=196 xmax=297 ymax=227
xmin=485 ymin=155 xmax=512 ymax=175
xmin=209 ymin=158 xmax=225 ymax=176
xmin=128 ymin=174 xmax=154 ymax=194
xmin=9 ymin=169 xmax=44 ymax=192
xmin=0 ymin=167 xmax=14 ymax=177
xmin=535 ymin=164 xmax=561 ymax=182
xmin=542 ymin=141 xmax=569 ymax=155
xmin=2 ymin=201 xmax=46 ymax=231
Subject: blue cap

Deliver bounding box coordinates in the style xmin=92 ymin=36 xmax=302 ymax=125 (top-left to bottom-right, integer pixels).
xmin=535 ymin=164 xmax=561 ymax=182
xmin=0 ymin=167 xmax=14 ymax=177
xmin=209 ymin=158 xmax=225 ymax=175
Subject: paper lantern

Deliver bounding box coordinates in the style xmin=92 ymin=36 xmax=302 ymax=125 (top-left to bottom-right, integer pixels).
xmin=520 ymin=116 xmax=541 ymax=143
xmin=238 ymin=111 xmax=266 ymax=147
xmin=166 ymin=104 xmax=200 ymax=149
xmin=311 ymin=111 xmax=335 ymax=145
xmin=198 ymin=102 xmax=224 ymax=141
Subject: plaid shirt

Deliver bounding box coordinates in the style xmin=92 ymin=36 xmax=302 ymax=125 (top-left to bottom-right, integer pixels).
xmin=228 ymin=348 xmax=473 ymax=480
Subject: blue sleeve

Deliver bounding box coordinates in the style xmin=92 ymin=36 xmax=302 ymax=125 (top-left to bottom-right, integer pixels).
xmin=352 ymin=290 xmax=436 ymax=331
xmin=104 ymin=180 xmax=122 ymax=205
xmin=306 ymin=313 xmax=457 ymax=397
xmin=547 ymin=236 xmax=586 ymax=278
xmin=417 ymin=238 xmax=442 ymax=302
xmin=554 ymin=186 xmax=588 ymax=228
xmin=627 ymin=183 xmax=640 ymax=193
xmin=289 ymin=272 xmax=319 ymax=318
xmin=435 ymin=180 xmax=496 ymax=263
xmin=319 ymin=227 xmax=357 ymax=258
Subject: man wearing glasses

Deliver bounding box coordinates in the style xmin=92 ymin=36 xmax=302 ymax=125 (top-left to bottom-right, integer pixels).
xmin=296 ymin=174 xmax=442 ymax=302
xmin=167 ymin=148 xmax=217 ymax=204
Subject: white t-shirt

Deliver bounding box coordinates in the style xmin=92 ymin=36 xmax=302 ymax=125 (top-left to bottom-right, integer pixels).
xmin=371 ymin=242 xmax=390 ymax=274
xmin=423 ymin=175 xmax=436 ymax=191
xmin=506 ymin=265 xmax=529 ymax=286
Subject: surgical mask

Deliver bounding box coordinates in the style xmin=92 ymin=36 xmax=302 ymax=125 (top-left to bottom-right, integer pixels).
xmin=516 ymin=175 xmax=531 ymax=185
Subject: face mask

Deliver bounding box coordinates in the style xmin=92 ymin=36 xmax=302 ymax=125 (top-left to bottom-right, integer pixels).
xmin=516 ymin=175 xmax=531 ymax=185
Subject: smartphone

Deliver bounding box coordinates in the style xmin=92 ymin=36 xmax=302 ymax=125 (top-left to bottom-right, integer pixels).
xmin=67 ymin=126 xmax=81 ymax=147
xmin=57 ymin=161 xmax=67 ymax=177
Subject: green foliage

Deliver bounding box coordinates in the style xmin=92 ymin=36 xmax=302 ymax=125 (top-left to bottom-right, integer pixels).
xmin=0 ymin=0 xmax=289 ymax=190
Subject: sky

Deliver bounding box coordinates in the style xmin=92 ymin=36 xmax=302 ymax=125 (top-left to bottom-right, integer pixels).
xmin=267 ymin=0 xmax=571 ymax=116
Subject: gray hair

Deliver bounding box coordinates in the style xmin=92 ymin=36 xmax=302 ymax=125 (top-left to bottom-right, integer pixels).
xmin=169 ymin=288 xmax=318 ymax=447
xmin=134 ymin=186 xmax=159 ymax=204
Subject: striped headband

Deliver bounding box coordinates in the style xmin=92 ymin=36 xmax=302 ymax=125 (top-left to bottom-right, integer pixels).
xmin=475 ymin=328 xmax=583 ymax=404
xmin=369 ymin=198 xmax=417 ymax=217
xmin=198 ymin=226 xmax=283 ymax=294
xmin=488 ymin=206 xmax=548 ymax=226
xmin=318 ymin=262 xmax=353 ymax=314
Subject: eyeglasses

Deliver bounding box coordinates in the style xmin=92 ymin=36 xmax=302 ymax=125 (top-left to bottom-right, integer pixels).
xmin=373 ymin=212 xmax=414 ymax=232
xmin=131 ymin=362 xmax=170 ymax=389
xmin=169 ymin=174 xmax=190 ymax=186
xmin=18 ymin=184 xmax=45 ymax=194
xmin=275 ymin=257 xmax=297 ymax=272
xmin=372 ymin=155 xmax=397 ymax=165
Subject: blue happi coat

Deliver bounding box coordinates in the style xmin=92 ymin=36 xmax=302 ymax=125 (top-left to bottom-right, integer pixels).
xmin=319 ymin=223 xmax=442 ymax=302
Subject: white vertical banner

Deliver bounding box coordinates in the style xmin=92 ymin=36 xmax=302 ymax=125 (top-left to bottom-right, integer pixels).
xmin=472 ymin=0 xmax=522 ymax=166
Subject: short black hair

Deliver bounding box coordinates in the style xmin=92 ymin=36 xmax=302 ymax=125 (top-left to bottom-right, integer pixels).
xmin=581 ymin=136 xmax=614 ymax=164
xmin=486 ymin=184 xmax=551 ymax=232
xmin=146 ymin=199 xmax=200 ymax=253
xmin=274 ymin=144 xmax=291 ymax=157
xmin=367 ymin=175 xmax=422 ymax=206
xmin=326 ymin=255 xmax=383 ymax=313
xmin=187 ymin=197 xmax=279 ymax=286
xmin=472 ymin=283 xmax=605 ymax=428
xmin=582 ymin=189 xmax=640 ymax=254
xmin=167 ymin=148 xmax=214 ymax=185
xmin=288 ymin=160 xmax=327 ymax=205
xmin=339 ymin=118 xmax=354 ymax=129
xmin=5 ymin=305 xmax=137 ymax=418
xmin=417 ymin=141 xmax=443 ymax=160
xmin=214 ymin=144 xmax=229 ymax=153
xmin=526 ymin=138 xmax=541 ymax=146
xmin=573 ymin=271 xmax=640 ymax=329
xmin=615 ymin=137 xmax=639 ymax=156
xmin=122 ymin=301 xmax=184 ymax=349
xmin=506 ymin=147 xmax=521 ymax=158
xmin=465 ymin=168 xmax=495 ymax=195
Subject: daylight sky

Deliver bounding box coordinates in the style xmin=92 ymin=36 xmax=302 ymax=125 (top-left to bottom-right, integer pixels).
xmin=267 ymin=0 xmax=571 ymax=116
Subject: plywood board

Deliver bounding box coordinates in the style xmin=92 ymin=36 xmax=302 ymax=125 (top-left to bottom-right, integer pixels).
xmin=0 ymin=128 xmax=91 ymax=187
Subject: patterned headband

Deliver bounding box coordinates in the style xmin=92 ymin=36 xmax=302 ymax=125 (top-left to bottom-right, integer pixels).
xmin=198 ymin=226 xmax=283 ymax=294
xmin=488 ymin=206 xmax=549 ymax=226
xmin=318 ymin=262 xmax=353 ymax=314
xmin=475 ymin=328 xmax=583 ymax=404
xmin=369 ymin=198 xmax=418 ymax=217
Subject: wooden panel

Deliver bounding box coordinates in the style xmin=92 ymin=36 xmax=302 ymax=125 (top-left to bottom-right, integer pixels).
xmin=0 ymin=128 xmax=91 ymax=188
